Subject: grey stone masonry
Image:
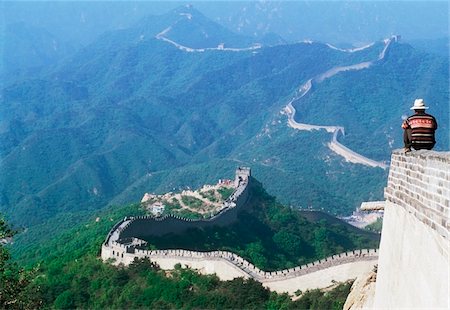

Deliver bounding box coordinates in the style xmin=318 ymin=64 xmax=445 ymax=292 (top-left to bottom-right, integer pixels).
xmin=103 ymin=167 xmax=251 ymax=243
xmin=384 ymin=150 xmax=450 ymax=239
xmin=130 ymin=247 xmax=378 ymax=281
xmin=102 ymin=166 xmax=378 ymax=281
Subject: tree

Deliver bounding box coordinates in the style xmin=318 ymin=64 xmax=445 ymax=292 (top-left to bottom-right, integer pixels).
xmin=0 ymin=215 xmax=42 ymax=309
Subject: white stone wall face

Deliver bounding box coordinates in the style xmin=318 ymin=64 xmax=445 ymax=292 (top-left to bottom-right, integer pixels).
xmin=102 ymin=151 xmax=450 ymax=300
xmin=103 ymin=241 xmax=377 ymax=294
xmin=374 ymin=150 xmax=450 ymax=308
xmin=101 ymin=167 xmax=378 ymax=294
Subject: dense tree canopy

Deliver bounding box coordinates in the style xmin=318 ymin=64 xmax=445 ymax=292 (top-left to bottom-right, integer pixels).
xmin=0 ymin=216 xmax=41 ymax=309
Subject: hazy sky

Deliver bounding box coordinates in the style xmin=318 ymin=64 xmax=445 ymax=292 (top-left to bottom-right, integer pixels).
xmin=2 ymin=1 xmax=448 ymax=47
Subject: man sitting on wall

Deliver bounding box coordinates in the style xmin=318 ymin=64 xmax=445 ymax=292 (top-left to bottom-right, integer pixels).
xmin=402 ymin=99 xmax=438 ymax=152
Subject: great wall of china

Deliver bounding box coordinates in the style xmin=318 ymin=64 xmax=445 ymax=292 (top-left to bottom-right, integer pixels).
xmin=371 ymin=150 xmax=450 ymax=308
xmin=103 ymin=167 xmax=251 ymax=240
xmin=155 ymin=9 xmax=393 ymax=168
xmin=102 ymin=166 xmax=378 ymax=295
xmin=283 ymin=36 xmax=401 ymax=170
xmin=155 ymin=8 xmax=262 ymax=53
xmin=154 ymin=9 xmax=393 ymax=169
xmin=102 ymin=151 xmax=450 ymax=304
xmin=102 ymin=30 xmax=449 ymax=303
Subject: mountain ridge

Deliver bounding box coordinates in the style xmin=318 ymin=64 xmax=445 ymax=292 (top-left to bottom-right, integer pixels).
xmin=1 ymin=7 xmax=447 ymax=234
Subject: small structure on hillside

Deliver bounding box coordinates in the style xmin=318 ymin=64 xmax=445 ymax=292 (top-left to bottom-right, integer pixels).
xmin=149 ymin=201 xmax=165 ymax=217
xmin=140 ymin=167 xmax=251 ymax=218
xmin=235 ymin=167 xmax=251 ymax=187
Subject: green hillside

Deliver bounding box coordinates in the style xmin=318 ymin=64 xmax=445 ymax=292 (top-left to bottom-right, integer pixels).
xmin=144 ymin=178 xmax=379 ymax=271
xmin=8 ymin=177 xmax=373 ymax=308
xmin=0 ymin=22 xmax=73 ymax=85
xmin=0 ymin=24 xmax=382 ymax=227
xmin=1 ymin=6 xmax=447 ymax=246
xmin=297 ymin=43 xmax=449 ymax=160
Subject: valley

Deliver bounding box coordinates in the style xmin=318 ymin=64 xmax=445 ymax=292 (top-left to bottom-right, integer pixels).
xmin=1 ymin=3 xmax=448 ymax=309
xmin=2 ymin=6 xmax=448 ymax=245
xmin=0 ymin=4 xmax=446 ymax=259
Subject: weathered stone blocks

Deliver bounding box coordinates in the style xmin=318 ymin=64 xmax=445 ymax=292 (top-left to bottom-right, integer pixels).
xmin=385 ymin=150 xmax=450 ymax=239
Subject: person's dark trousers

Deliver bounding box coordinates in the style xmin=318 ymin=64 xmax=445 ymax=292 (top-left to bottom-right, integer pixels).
xmin=404 ymin=128 xmax=435 ymax=150
xmin=403 ymin=128 xmax=412 ymax=149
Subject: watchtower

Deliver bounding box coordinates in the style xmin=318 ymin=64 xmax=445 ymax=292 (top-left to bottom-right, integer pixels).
xmin=234 ymin=167 xmax=251 ymax=188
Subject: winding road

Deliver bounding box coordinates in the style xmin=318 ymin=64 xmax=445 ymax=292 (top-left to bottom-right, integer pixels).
xmin=284 ymin=37 xmax=398 ymax=169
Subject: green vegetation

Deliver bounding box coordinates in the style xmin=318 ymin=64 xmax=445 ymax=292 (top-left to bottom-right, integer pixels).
xmin=146 ymin=179 xmax=379 ymax=271
xmin=217 ymin=187 xmax=235 ymax=200
xmin=180 ymin=195 xmax=204 ymax=209
xmin=34 ymin=256 xmax=353 ymax=309
xmin=364 ymin=217 xmax=383 ymax=233
xmin=171 ymin=209 xmax=204 ymax=220
xmin=292 ymin=281 xmax=353 ymax=310
xmin=0 ymin=215 xmax=41 ymax=309
xmin=161 ymin=198 xmax=182 ymax=213
xmin=7 ymin=186 xmax=358 ymax=309
xmin=200 ymin=189 xmax=219 ymax=202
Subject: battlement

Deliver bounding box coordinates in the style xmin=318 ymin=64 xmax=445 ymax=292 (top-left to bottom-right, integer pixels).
xmin=234 ymin=166 xmax=251 ymax=187
xmin=373 ymin=150 xmax=450 ymax=308
xmin=103 ymin=167 xmax=252 ymax=245
xmin=101 ymin=166 xmax=377 ymax=295
xmin=104 ymin=243 xmax=377 ymax=281
xmin=384 ymin=150 xmax=450 ymax=239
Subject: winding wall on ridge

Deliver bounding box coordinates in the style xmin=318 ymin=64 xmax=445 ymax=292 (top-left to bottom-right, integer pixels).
xmin=104 ymin=167 xmax=251 ymax=243
xmin=284 ymin=37 xmax=400 ymax=169
xmin=102 ymin=166 xmax=378 ymax=295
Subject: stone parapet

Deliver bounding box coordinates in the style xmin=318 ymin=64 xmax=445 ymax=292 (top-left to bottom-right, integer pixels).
xmin=104 ymin=167 xmax=251 ymax=244
xmin=384 ymin=150 xmax=450 ymax=239
xmin=104 ymin=240 xmax=378 ymax=281
xmin=372 ymin=150 xmax=450 ymax=308
xmin=102 ymin=166 xmax=378 ymax=291
xmin=360 ymin=201 xmax=385 ymax=211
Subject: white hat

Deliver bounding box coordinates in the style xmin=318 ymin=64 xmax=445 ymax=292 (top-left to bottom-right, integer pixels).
xmin=410 ymin=99 xmax=429 ymax=110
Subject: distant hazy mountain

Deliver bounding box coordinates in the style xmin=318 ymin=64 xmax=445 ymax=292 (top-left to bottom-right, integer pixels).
xmin=1 ymin=6 xmax=448 ymax=232
xmin=406 ymin=37 xmax=449 ymax=58
xmin=142 ymin=5 xmax=256 ymax=48
xmin=208 ymin=1 xmax=449 ymax=45
xmin=3 ymin=2 xmax=447 ymax=50
xmin=0 ymin=22 xmax=73 ymax=83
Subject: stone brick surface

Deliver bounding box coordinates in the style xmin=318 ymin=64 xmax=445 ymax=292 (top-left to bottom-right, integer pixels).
xmin=384 ymin=150 xmax=450 ymax=239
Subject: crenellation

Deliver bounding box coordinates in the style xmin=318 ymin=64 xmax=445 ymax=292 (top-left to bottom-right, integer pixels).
xmin=101 ymin=166 xmax=378 ymax=291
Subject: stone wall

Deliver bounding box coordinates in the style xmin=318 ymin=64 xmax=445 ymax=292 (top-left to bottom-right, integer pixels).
xmin=101 ymin=166 xmax=378 ymax=294
xmin=374 ymin=150 xmax=450 ymax=308
xmin=103 ymin=243 xmax=377 ymax=281
xmin=101 ymin=240 xmax=377 ymax=294
xmin=103 ymin=167 xmax=251 ymax=243
xmin=384 ymin=150 xmax=449 ymax=238
xmin=118 ymin=168 xmax=250 ymax=239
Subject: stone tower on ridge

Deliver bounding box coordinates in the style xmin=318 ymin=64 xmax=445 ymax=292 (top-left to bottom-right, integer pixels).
xmin=234 ymin=167 xmax=251 ymax=188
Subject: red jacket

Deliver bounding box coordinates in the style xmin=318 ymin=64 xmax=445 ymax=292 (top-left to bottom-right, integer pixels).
xmin=403 ymin=112 xmax=438 ymax=149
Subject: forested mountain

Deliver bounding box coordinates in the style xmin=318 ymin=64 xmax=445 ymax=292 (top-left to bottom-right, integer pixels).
xmin=9 ymin=177 xmax=375 ymax=308
xmin=1 ymin=6 xmax=448 ymax=236
xmin=4 ymin=2 xmax=447 ymax=48
xmin=407 ymin=37 xmax=449 ymax=58
xmin=0 ymin=22 xmax=73 ymax=84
